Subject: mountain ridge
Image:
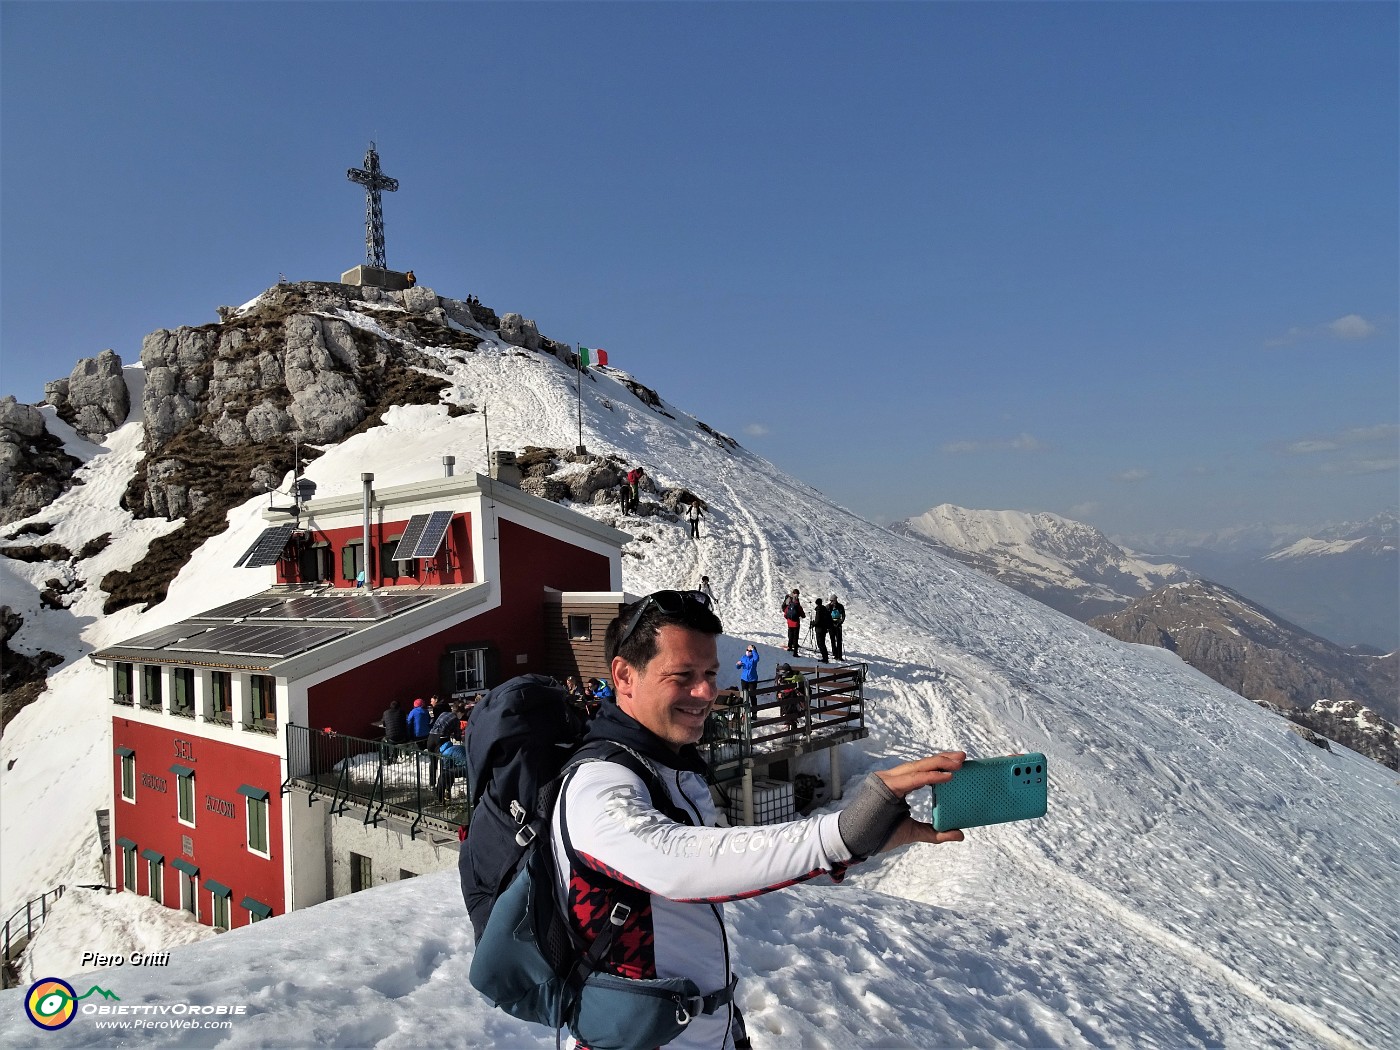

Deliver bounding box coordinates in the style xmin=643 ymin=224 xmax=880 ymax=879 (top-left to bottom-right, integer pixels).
xmin=891 ymin=503 xmax=1193 ymax=620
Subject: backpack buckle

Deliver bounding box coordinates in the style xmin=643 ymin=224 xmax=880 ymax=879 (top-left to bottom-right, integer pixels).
xmin=514 ymin=825 xmax=536 ymax=847
xmin=608 ymin=903 xmax=632 ymax=927
xmin=676 ymin=997 xmax=702 ymax=1026
xmin=509 ymin=800 xmax=526 ymax=824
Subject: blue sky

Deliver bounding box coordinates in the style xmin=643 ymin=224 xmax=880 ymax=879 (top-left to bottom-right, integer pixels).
xmin=2 ymin=1 xmax=1395 ymax=540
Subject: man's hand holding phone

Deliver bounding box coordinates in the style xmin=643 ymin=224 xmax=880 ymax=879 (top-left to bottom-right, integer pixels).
xmin=874 ymin=751 xmax=968 ymax=853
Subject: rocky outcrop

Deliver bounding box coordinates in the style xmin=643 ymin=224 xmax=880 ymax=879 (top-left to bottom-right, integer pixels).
xmin=44 ymin=350 xmax=130 ymax=441
xmin=0 ymin=397 xmax=83 ymax=527
xmin=510 ymin=445 xmax=693 ymax=522
xmin=497 ymin=313 xmax=542 ymax=351
xmin=1260 ymin=699 xmax=1399 ymax=771
xmin=0 ymin=606 xmax=64 ymax=731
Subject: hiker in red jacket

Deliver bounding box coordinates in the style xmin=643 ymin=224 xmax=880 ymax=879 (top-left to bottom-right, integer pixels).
xmin=781 ymin=587 xmax=805 ymax=656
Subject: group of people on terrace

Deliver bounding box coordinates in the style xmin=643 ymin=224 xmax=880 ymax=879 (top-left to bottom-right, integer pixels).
xmin=380 ymin=694 xmax=479 ymax=803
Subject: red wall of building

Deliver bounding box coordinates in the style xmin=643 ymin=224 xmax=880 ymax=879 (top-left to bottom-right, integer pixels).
xmin=307 ymin=518 xmax=611 ymax=733
xmin=276 ymin=514 xmax=473 ymax=588
xmin=112 ymin=719 xmax=284 ymax=928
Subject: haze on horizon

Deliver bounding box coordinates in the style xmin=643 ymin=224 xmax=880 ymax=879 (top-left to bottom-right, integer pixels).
xmin=1 ymin=1 xmax=1395 ymax=539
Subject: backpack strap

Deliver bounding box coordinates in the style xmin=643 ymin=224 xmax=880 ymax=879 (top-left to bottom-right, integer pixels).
xmin=552 ymin=742 xmax=695 ymax=983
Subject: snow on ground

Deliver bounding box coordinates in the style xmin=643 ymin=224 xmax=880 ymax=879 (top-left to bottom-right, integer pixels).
xmin=3 ymin=293 xmax=1398 ymax=1047
xmin=17 ymin=888 xmax=217 ymax=986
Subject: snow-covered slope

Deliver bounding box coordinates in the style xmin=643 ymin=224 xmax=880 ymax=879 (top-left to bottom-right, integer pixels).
xmin=2 ymin=288 xmax=1397 ymax=1048
xmin=892 ymin=504 xmax=1192 ymax=620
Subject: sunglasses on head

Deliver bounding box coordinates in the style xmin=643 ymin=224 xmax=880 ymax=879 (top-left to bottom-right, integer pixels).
xmin=616 ymin=589 xmax=714 ymax=653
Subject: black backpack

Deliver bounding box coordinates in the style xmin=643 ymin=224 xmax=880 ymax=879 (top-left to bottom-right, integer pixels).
xmin=460 ymin=675 xmax=585 ymax=938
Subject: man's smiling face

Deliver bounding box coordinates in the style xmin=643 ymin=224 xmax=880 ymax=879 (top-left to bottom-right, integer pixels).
xmin=613 ymin=624 xmax=719 ymax=750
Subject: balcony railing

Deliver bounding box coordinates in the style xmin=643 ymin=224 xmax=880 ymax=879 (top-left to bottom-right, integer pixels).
xmin=699 ymin=664 xmax=868 ymax=778
xmin=284 ymin=726 xmax=468 ymax=838
xmin=284 ymin=665 xmax=865 ymax=838
xmin=113 ymin=693 xmax=134 ymax=707
xmin=245 ymin=718 xmax=278 ymax=736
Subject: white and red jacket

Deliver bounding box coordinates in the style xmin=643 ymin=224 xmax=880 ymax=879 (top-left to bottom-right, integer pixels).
xmin=552 ymin=706 xmax=853 ymax=1049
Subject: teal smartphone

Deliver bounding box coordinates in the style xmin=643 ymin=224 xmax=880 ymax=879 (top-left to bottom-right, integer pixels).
xmin=930 ymin=754 xmax=1048 ymax=832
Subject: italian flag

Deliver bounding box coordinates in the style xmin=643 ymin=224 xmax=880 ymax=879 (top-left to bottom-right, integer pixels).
xmin=579 ymin=345 xmax=609 ymax=368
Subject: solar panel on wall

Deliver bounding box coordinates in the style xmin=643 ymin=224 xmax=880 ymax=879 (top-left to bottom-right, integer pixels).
xmin=406 ymin=510 xmax=455 ymax=559
xmin=393 ymin=514 xmax=433 ymax=559
xmin=234 ymin=525 xmax=296 ymax=568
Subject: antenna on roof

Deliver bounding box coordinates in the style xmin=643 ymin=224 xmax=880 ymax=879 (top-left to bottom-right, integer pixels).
xmin=267 ymin=434 xmax=315 ymax=523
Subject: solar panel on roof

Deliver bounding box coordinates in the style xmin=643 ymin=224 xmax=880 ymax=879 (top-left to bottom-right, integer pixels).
xmin=393 ymin=514 xmax=433 ymax=560
xmin=200 ymin=595 xmax=288 ymax=619
xmin=406 ymin=510 xmax=454 ymax=559
xmin=234 ymin=526 xmax=296 ymax=568
xmin=118 ymin=623 xmax=218 ymax=651
xmin=170 ymin=623 xmax=351 ymax=659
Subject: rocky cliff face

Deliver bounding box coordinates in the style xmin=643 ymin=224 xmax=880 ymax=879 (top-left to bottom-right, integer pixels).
xmin=1092 ymin=580 xmax=1399 ymax=767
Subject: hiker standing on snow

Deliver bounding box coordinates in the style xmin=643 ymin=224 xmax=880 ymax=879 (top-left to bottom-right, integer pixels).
xmin=626 ymin=466 xmax=645 ymax=511
xmin=781 ymin=587 xmax=805 ymax=656
xmin=552 ymin=590 xmax=967 ymax=1049
xmin=697 ymin=574 xmax=715 ymax=606
xmin=687 ymin=500 xmax=703 ymax=539
xmin=813 ymin=598 xmax=834 ymax=662
xmin=736 ymin=643 xmax=760 ymax=713
xmin=828 ymin=594 xmax=846 ymax=660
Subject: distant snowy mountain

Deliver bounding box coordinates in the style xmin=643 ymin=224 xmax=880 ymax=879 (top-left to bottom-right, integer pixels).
xmin=2 ymin=282 xmax=1398 ymax=1047
xmin=1266 ymin=510 xmax=1398 ymax=561
xmin=1138 ymin=512 xmax=1400 ymax=652
xmin=891 ymin=504 xmax=1193 ymax=620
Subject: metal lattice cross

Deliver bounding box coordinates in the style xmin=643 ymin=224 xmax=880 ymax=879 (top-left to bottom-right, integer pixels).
xmin=346 ymin=142 xmax=398 ymax=269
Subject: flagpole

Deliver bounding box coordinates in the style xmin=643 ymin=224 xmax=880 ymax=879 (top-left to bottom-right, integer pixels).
xmin=576 ymin=343 xmax=584 ymax=453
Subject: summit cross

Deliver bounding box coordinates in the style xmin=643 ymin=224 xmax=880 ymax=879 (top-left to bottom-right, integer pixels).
xmin=346 ymin=142 xmax=399 ymax=269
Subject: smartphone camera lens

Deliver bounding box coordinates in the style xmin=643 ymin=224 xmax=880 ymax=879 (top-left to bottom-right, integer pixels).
xmin=1014 ymin=766 xmax=1022 ymax=776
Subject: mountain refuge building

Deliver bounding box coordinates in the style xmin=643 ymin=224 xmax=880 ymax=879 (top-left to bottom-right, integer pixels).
xmin=92 ymin=470 xmax=630 ymax=930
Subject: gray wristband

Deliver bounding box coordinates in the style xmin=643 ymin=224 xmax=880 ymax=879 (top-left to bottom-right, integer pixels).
xmin=837 ymin=772 xmax=911 ymax=860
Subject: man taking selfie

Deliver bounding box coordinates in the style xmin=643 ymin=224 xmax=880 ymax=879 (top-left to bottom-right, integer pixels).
xmin=551 ymin=589 xmax=966 ymax=1048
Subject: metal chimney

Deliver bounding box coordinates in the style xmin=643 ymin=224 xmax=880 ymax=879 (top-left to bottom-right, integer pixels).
xmin=361 ymin=473 xmax=374 ymax=588
xmin=443 ymin=455 xmax=455 ymax=478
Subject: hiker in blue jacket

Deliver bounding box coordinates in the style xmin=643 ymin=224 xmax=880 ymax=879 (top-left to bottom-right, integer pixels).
xmin=735 ymin=644 xmax=760 ymax=713
xmin=436 ymin=740 xmax=468 ymax=804
xmin=407 ymin=698 xmax=432 ymax=743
